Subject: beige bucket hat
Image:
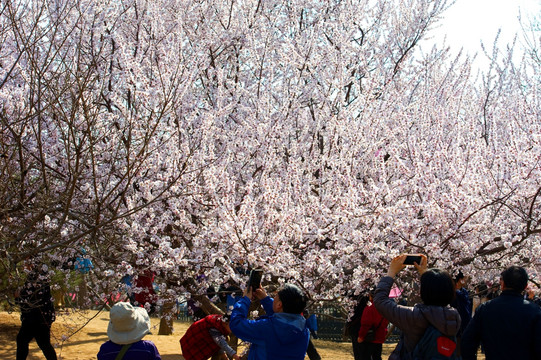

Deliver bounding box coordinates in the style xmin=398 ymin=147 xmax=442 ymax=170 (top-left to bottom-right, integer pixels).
xmin=107 ymin=302 xmax=150 ymax=345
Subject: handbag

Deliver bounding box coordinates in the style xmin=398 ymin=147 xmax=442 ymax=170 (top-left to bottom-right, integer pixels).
xmin=363 ymin=317 xmax=384 ymax=343
xmin=364 ymin=328 xmax=377 ymax=342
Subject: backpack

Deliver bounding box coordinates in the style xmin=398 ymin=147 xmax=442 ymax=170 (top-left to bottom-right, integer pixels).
xmin=410 ymin=324 xmax=458 ymax=360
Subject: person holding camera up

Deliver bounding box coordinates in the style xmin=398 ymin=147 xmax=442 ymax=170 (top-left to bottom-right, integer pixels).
xmin=373 ymin=254 xmax=461 ymax=360
xmin=229 ymin=282 xmax=310 ymax=360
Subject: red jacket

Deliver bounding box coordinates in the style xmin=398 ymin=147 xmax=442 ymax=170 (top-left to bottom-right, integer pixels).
xmin=358 ymin=303 xmax=388 ymax=344
xmin=180 ymin=314 xmax=229 ymax=360
xmin=134 ymin=272 xmax=156 ymax=306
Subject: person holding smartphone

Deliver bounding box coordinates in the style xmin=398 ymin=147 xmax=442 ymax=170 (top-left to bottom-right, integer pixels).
xmin=372 ymin=254 xmax=461 ymax=360
xmin=229 ymin=282 xmax=310 ymax=360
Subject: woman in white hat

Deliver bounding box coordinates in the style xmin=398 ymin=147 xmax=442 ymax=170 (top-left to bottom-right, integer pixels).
xmin=97 ymin=302 xmax=161 ymax=360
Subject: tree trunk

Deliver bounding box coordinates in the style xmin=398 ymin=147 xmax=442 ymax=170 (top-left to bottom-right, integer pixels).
xmin=158 ymin=301 xmax=175 ymax=335
xmin=193 ymin=294 xmax=224 ymax=315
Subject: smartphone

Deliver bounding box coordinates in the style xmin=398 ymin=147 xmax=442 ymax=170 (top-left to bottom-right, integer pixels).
xmin=403 ymin=254 xmax=422 ymax=265
xmin=248 ymin=269 xmax=263 ymax=291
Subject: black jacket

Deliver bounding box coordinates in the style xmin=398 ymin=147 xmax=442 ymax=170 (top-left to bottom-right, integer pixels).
xmin=16 ymin=271 xmax=56 ymax=325
xmin=461 ymin=290 xmax=541 ymax=360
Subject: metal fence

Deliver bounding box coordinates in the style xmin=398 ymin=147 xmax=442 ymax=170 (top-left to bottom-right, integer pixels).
xmin=313 ymin=305 xmax=347 ymax=341
xmin=314 ymin=305 xmax=400 ymax=343
xmin=175 ymin=302 xmax=399 ymax=343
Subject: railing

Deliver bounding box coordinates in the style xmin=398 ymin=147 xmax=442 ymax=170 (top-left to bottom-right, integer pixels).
xmin=312 ymin=305 xmax=347 ymax=341
xmin=314 ymin=305 xmax=400 ymax=343
xmin=175 ymin=302 xmax=399 ymax=343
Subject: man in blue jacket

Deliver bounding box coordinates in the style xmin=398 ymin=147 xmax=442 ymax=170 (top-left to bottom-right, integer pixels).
xmin=230 ymin=283 xmax=310 ymax=360
xmin=461 ymin=265 xmax=541 ymax=360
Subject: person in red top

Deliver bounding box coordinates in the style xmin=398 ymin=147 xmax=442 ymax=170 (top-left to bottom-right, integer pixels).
xmin=180 ymin=314 xmax=240 ymax=360
xmin=357 ymin=291 xmax=389 ymax=360
xmin=134 ymin=271 xmax=157 ymax=314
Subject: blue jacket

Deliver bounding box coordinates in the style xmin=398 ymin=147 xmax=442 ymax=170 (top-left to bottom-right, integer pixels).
xmin=306 ymin=314 xmax=318 ymax=333
xmin=230 ymin=296 xmax=310 ymax=360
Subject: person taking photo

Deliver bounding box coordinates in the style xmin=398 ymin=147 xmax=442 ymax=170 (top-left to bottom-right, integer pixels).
xmin=373 ymin=254 xmax=461 ymax=360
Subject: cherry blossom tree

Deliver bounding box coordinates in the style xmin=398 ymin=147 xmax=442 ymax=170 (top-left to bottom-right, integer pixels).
xmin=1 ymin=0 xmax=539 ymax=326
xmin=0 ymin=0 xmax=214 ymax=302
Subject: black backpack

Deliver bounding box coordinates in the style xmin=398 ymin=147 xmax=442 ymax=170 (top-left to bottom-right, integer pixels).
xmin=410 ymin=324 xmax=458 ymax=360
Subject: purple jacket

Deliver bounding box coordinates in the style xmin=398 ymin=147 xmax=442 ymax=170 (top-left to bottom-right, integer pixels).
xmin=97 ymin=340 xmax=161 ymax=360
xmin=374 ymin=276 xmax=461 ymax=360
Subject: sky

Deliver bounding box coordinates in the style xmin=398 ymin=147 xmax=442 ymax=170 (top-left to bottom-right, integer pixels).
xmin=421 ymin=0 xmax=541 ymax=66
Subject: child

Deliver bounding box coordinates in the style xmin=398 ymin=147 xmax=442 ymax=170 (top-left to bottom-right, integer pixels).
xmin=180 ymin=314 xmax=240 ymax=360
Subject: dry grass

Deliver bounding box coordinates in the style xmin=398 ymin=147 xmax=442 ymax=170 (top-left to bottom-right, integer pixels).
xmin=0 ymin=311 xmax=483 ymax=359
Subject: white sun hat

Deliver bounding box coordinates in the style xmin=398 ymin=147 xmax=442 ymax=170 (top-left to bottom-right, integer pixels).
xmin=107 ymin=302 xmax=151 ymax=345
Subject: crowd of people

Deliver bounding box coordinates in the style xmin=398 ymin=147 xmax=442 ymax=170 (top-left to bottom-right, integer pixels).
xmin=13 ymin=254 xmax=541 ymax=360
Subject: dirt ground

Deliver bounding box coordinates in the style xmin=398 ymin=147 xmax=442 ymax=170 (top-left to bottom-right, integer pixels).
xmin=0 ymin=310 xmax=401 ymax=359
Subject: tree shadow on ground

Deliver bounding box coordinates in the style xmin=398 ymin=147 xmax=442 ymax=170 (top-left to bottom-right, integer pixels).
xmin=162 ymin=355 xmax=184 ymax=360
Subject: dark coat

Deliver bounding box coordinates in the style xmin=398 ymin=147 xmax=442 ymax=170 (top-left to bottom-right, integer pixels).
xmin=374 ymin=276 xmax=461 ymax=360
xmin=16 ymin=271 xmax=55 ymax=325
xmin=451 ymin=287 xmax=472 ymax=336
xmin=345 ymin=295 xmax=369 ymax=338
xmin=461 ymin=290 xmax=541 ymax=360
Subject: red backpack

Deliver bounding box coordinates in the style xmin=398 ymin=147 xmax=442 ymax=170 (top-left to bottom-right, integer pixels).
xmin=411 ymin=324 xmax=458 ymax=359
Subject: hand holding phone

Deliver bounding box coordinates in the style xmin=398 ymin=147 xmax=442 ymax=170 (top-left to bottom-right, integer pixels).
xmin=248 ymin=269 xmax=263 ymax=291
xmin=403 ymin=254 xmax=422 ymax=265
xmin=388 ymin=254 xmax=427 ymax=277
